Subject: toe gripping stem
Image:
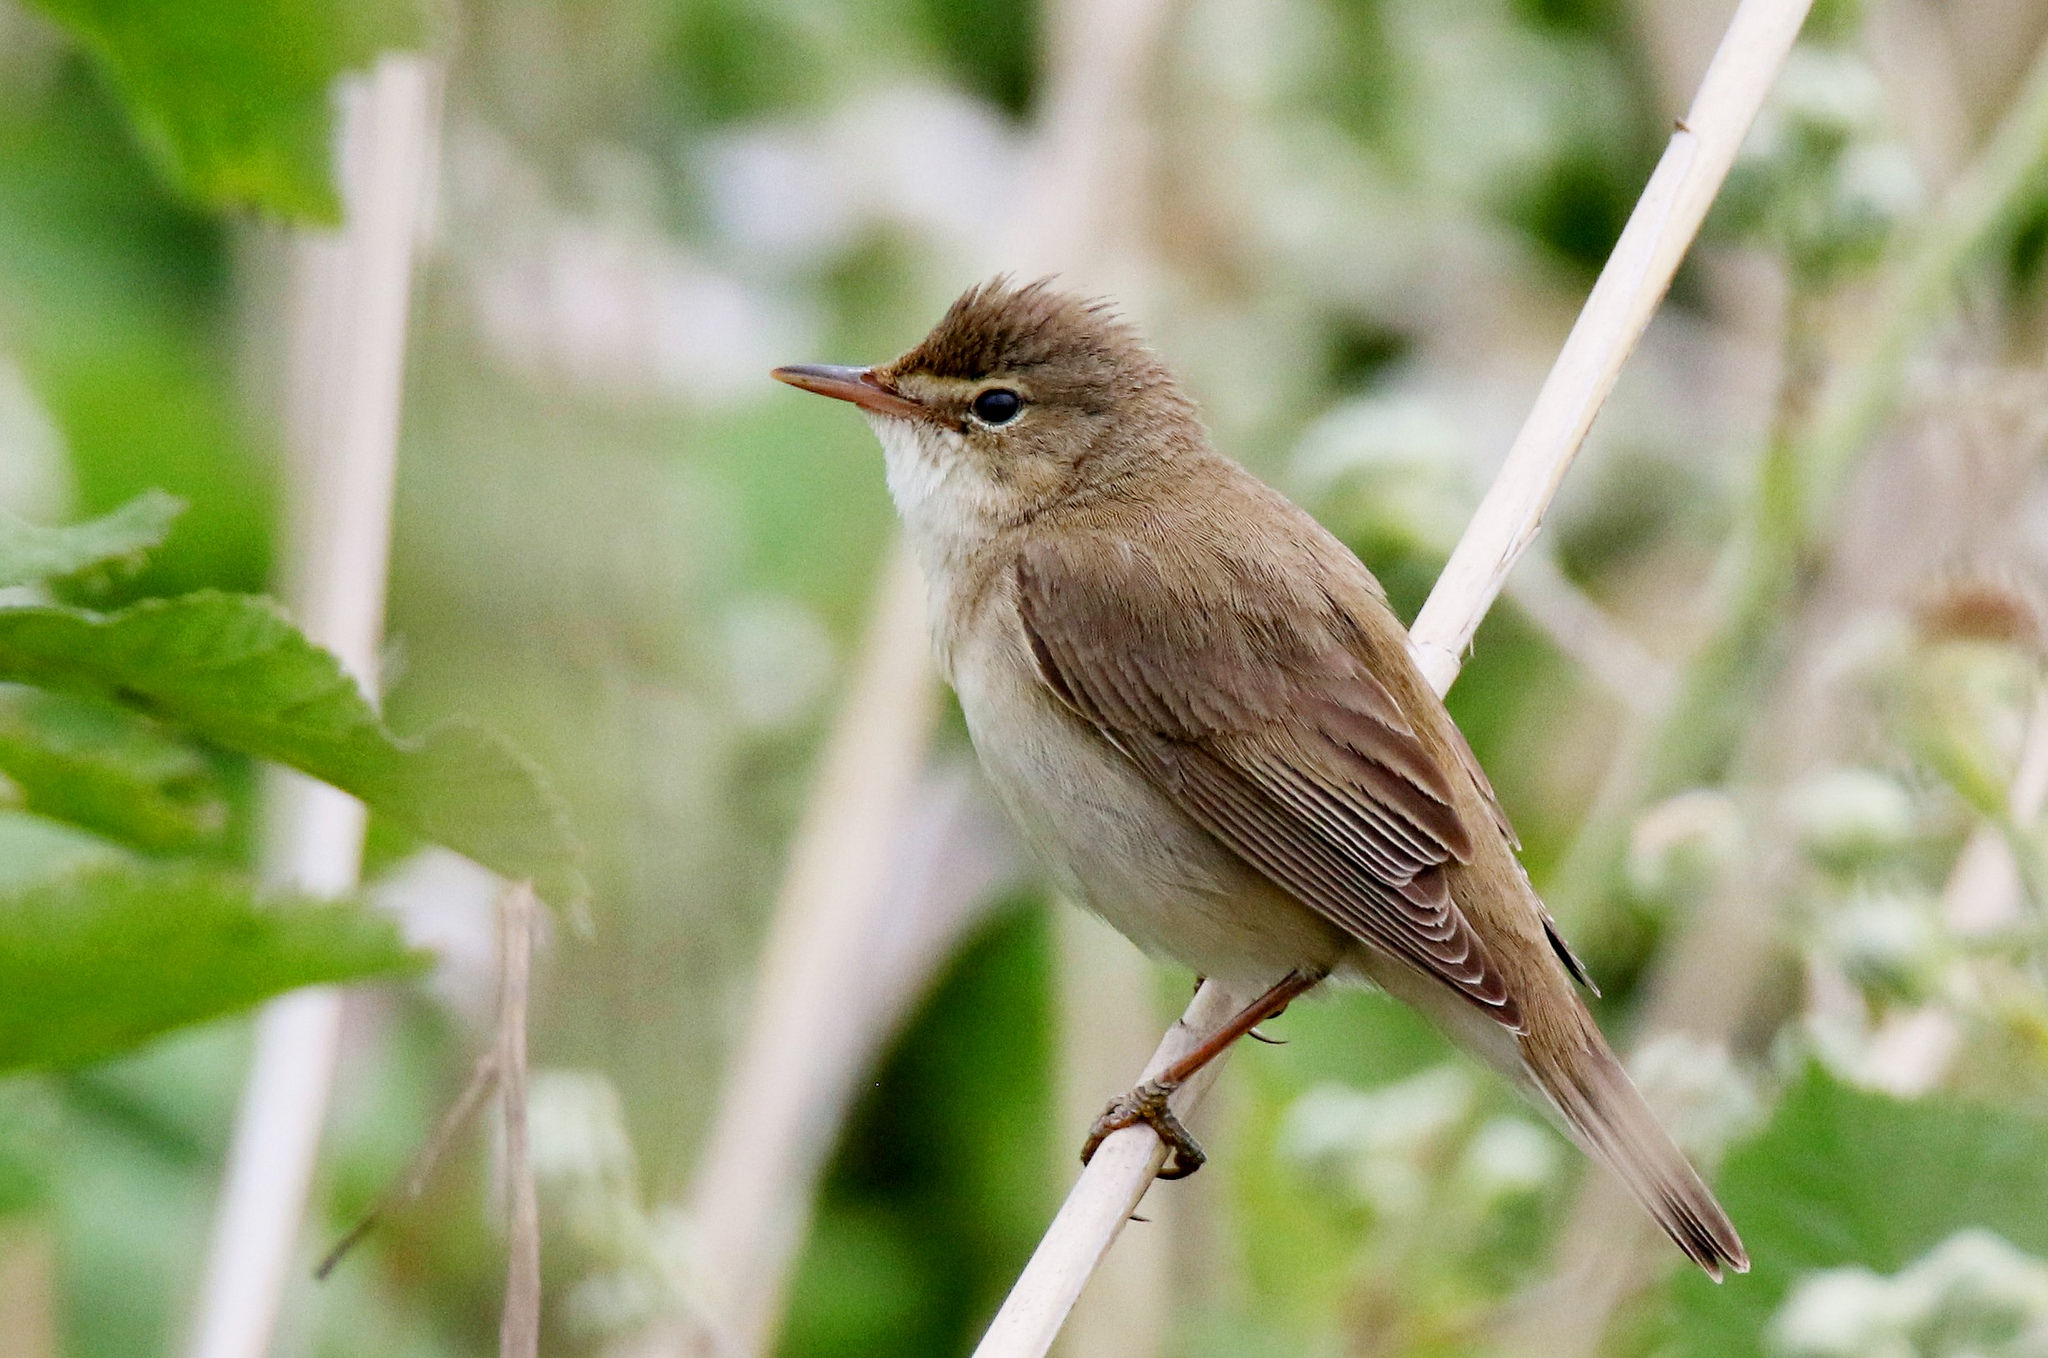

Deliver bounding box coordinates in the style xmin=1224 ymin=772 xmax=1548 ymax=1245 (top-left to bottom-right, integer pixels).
xmin=1076 ymin=969 xmax=1324 ymax=1182
xmin=1080 ymin=1078 xmax=1205 ymax=1179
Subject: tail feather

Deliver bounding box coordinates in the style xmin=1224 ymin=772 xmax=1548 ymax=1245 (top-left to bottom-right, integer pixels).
xmin=1526 ymin=1038 xmax=1749 ymax=1280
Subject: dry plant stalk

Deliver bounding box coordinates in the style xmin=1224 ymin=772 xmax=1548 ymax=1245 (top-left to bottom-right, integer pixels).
xmin=1548 ymin=24 xmax=2048 ymax=918
xmin=318 ymin=886 xmax=541 ymax=1342
xmin=185 ymin=56 xmax=441 ymax=1358
xmin=498 ymin=884 xmax=542 ymax=1358
xmin=680 ymin=546 xmax=940 ymax=1355
xmin=971 ymin=1 xmax=1815 ymax=1353
xmin=315 ymin=1048 xmax=502 ymax=1279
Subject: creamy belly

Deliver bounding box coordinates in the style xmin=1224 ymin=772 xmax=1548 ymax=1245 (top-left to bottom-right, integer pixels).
xmin=950 ymin=618 xmax=1349 ymax=990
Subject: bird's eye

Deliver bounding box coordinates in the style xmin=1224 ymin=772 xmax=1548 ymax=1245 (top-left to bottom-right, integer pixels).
xmin=971 ymin=388 xmax=1022 ymax=425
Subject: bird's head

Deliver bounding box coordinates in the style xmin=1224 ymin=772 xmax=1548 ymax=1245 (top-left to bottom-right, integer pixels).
xmin=773 ymin=277 xmax=1202 ymax=542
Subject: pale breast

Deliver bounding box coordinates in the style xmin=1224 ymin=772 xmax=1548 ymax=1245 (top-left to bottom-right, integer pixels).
xmin=947 ymin=597 xmax=1350 ymax=989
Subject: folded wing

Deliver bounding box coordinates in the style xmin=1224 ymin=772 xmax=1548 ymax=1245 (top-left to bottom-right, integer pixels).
xmin=1014 ymin=534 xmax=1520 ymax=1029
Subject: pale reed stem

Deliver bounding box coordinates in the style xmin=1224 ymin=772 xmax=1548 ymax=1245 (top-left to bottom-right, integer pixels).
xmin=678 ymin=548 xmax=939 ymax=1358
xmin=971 ymin=2 xmax=1815 ymax=1354
xmin=184 ymin=57 xmax=440 ymax=1358
xmin=498 ymin=885 xmax=541 ymax=1358
xmin=0 ymin=1223 xmax=54 ymax=1358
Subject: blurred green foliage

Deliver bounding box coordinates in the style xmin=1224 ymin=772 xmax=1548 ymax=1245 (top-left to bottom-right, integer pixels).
xmin=0 ymin=689 xmax=228 ymax=852
xmin=917 ymin=0 xmax=1038 ymax=116
xmin=0 ymin=864 xmax=423 ymax=1072
xmin=0 ymin=485 xmax=572 ymax=1343
xmin=0 ymin=487 xmax=179 ymax=588
xmin=0 ymin=589 xmax=584 ymax=902
xmin=1670 ymin=1068 xmax=2048 ymax=1356
xmin=0 ymin=57 xmax=269 ymax=598
xmin=790 ymin=904 xmax=1054 ymax=1357
xmin=21 ymin=0 xmax=422 ymax=220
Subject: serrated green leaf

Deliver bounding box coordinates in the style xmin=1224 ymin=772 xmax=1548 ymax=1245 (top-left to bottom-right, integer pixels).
xmin=0 ymin=491 xmax=181 ymax=591
xmin=0 ymin=690 xmax=226 ymax=853
xmin=0 ymin=592 xmax=585 ymax=905
xmin=0 ymin=864 xmax=424 ymax=1073
xmin=21 ymin=0 xmax=423 ymax=222
xmin=1667 ymin=1066 xmax=2048 ymax=1356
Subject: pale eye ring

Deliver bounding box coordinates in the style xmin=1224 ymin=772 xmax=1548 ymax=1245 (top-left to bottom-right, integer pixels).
xmin=971 ymin=388 xmax=1022 ymax=425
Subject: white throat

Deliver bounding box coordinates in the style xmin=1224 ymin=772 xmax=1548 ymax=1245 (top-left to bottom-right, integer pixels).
xmin=867 ymin=411 xmax=1021 ymax=677
xmin=869 ymin=414 xmax=1000 ymax=573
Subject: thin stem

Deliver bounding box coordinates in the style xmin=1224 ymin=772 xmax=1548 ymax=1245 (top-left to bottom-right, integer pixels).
xmin=498 ymin=884 xmax=541 ymax=1358
xmin=0 ymin=1224 xmax=54 ymax=1358
xmin=679 ymin=547 xmax=939 ymax=1355
xmin=1500 ymin=40 xmax=2048 ymax=1347
xmin=972 ymin=983 xmax=1255 ymax=1358
xmin=315 ymin=1048 xmax=502 ymax=1281
xmin=1406 ymin=0 xmax=1815 ymax=691
xmin=184 ymin=57 xmax=440 ymax=1358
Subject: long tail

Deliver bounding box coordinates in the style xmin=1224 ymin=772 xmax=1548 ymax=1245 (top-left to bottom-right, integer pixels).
xmin=1524 ymin=1034 xmax=1749 ymax=1280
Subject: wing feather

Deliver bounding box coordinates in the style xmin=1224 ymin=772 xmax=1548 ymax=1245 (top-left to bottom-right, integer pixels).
xmin=1015 ymin=536 xmax=1520 ymax=1027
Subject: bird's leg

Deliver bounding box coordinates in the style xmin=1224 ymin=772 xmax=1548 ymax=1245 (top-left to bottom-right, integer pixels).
xmin=1080 ymin=969 xmax=1323 ymax=1180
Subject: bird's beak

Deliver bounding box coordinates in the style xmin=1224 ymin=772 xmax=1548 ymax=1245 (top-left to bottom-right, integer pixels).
xmin=771 ymin=364 xmax=927 ymax=420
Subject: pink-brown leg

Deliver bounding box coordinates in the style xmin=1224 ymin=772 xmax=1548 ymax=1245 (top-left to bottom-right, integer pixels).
xmin=1080 ymin=970 xmax=1322 ymax=1179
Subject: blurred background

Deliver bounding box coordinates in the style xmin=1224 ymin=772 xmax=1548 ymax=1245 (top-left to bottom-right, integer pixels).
xmin=4 ymin=0 xmax=2048 ymax=1354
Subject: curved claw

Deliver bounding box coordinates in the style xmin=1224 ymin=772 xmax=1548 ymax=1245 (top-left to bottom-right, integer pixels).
xmin=1079 ymin=1078 xmax=1207 ymax=1180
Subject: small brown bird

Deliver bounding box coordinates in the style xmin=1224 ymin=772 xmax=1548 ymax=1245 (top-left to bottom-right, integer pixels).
xmin=774 ymin=278 xmax=1746 ymax=1278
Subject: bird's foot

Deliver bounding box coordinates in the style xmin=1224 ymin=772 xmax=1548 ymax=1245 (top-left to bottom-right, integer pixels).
xmin=1080 ymin=1079 xmax=1205 ymax=1180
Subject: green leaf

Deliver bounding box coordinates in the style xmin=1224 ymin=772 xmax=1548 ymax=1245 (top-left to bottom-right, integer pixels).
xmin=0 ymin=592 xmax=586 ymax=905
xmin=21 ymin=0 xmax=424 ymax=222
xmin=0 ymin=690 xmax=226 ymax=853
xmin=0 ymin=810 xmax=122 ymax=893
xmin=0 ymin=490 xmax=181 ymax=590
xmin=1667 ymin=1066 xmax=2048 ymax=1356
xmin=0 ymin=863 xmax=424 ymax=1073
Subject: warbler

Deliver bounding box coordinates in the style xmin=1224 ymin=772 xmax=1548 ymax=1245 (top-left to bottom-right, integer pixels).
xmin=774 ymin=278 xmax=1745 ymax=1278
